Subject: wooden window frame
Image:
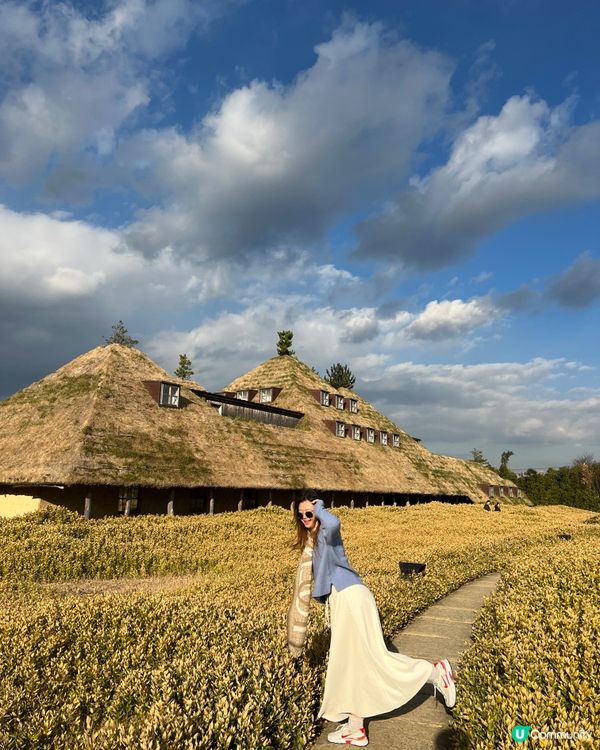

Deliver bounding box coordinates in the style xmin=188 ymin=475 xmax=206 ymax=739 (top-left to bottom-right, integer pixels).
xmin=259 ymin=388 xmax=273 ymax=403
xmin=335 ymin=421 xmax=346 ymax=438
xmin=160 ymin=383 xmax=180 ymax=408
xmin=118 ymin=487 xmax=139 ymax=513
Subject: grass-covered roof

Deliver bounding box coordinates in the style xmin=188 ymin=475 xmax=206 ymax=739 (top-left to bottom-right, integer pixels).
xmin=0 ymin=346 xmax=519 ymax=502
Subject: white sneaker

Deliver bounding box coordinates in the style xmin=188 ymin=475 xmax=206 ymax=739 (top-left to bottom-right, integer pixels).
xmin=433 ymin=658 xmax=456 ymax=708
xmin=327 ymin=723 xmax=369 ymax=746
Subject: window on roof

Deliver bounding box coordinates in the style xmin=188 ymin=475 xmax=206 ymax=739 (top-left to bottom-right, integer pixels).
xmin=366 ymin=428 xmax=375 ymax=443
xmin=489 ymin=486 xmax=494 ymax=497
xmin=352 ymin=425 xmax=361 ymax=441
xmin=320 ymin=390 xmax=330 ymax=406
xmin=335 ymin=421 xmax=346 ymax=438
xmin=380 ymin=431 xmax=388 ymax=445
xmin=236 ymin=390 xmax=249 ymax=400
xmin=118 ymin=487 xmax=139 ymax=513
xmin=259 ymin=388 xmax=273 ymax=403
xmin=160 ymin=383 xmax=180 ymax=407
xmin=349 ymin=399 xmax=358 ymax=413
xmin=392 ymin=434 xmax=400 ymax=448
xmin=335 ymin=395 xmax=344 ymax=410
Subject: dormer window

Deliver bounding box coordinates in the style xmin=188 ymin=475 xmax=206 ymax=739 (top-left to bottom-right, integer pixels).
xmin=380 ymin=431 xmax=388 ymax=446
xmin=335 ymin=395 xmax=345 ymax=410
xmin=349 ymin=399 xmax=358 ymax=414
xmin=260 ymin=388 xmax=273 ymax=403
xmin=335 ymin=421 xmax=346 ymax=438
xmin=366 ymin=428 xmax=375 ymax=443
xmin=352 ymin=425 xmax=361 ymax=441
xmin=392 ymin=434 xmax=400 ymax=448
xmin=320 ymin=390 xmax=330 ymax=406
xmin=160 ymin=383 xmax=180 ymax=407
xmin=236 ymin=390 xmax=249 ymax=400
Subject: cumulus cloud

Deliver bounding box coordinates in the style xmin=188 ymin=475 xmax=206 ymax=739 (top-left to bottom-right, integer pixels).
xmin=405 ymin=297 xmax=501 ymax=341
xmin=354 ymin=94 xmax=600 ymax=269
xmin=359 ymin=359 xmax=600 ymax=465
xmin=0 ymin=204 xmax=237 ymax=394
xmin=0 ymin=0 xmax=227 ymax=192
xmin=121 ymin=21 xmax=453 ymax=260
xmin=546 ymin=251 xmax=600 ymax=308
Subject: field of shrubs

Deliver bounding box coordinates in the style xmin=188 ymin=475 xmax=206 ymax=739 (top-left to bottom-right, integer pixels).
xmin=0 ymin=502 xmax=598 ymax=749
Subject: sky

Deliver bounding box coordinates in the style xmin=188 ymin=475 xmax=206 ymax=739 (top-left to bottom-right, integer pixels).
xmin=1 ymin=0 xmax=599 ymax=471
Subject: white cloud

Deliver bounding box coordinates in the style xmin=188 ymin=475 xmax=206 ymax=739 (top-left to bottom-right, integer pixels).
xmin=405 ymin=297 xmax=501 ymax=341
xmin=121 ymin=20 xmax=453 ymax=260
xmin=359 ymin=359 xmax=600 ymax=466
xmin=0 ymin=0 xmax=227 ymax=190
xmin=355 ymin=94 xmax=600 ymax=268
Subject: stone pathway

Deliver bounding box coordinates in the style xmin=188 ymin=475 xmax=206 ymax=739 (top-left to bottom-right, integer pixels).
xmin=311 ymin=572 xmax=502 ymax=750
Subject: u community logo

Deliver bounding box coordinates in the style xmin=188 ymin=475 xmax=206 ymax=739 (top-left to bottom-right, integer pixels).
xmin=512 ymin=726 xmax=531 ymax=742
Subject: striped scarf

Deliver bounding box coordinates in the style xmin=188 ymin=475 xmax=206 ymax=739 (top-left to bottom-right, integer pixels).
xmin=286 ymin=536 xmax=314 ymax=657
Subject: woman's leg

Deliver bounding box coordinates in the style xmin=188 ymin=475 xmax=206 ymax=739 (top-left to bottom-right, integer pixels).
xmin=348 ymin=714 xmax=364 ymax=731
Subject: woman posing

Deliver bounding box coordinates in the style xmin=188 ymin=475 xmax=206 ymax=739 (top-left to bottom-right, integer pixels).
xmin=292 ymin=489 xmax=455 ymax=747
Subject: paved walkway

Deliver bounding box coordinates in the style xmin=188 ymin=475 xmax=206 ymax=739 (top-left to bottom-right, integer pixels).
xmin=311 ymin=572 xmax=501 ymax=750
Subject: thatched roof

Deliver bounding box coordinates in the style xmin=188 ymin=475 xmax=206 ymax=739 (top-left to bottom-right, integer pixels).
xmin=223 ymin=355 xmax=518 ymax=502
xmin=0 ymin=345 xmax=518 ymax=501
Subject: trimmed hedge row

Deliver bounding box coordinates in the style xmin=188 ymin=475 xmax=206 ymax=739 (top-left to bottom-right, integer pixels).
xmin=0 ymin=503 xmax=598 ymax=748
xmin=452 ymin=537 xmax=600 ymax=749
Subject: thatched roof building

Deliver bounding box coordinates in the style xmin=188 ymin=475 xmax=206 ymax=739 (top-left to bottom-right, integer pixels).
xmin=0 ymin=345 xmax=522 ymax=517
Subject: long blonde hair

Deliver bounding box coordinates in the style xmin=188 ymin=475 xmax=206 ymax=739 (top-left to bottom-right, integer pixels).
xmin=290 ymin=490 xmax=321 ymax=552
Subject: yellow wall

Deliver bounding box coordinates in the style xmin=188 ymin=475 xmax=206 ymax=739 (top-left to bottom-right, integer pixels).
xmin=0 ymin=494 xmax=55 ymax=518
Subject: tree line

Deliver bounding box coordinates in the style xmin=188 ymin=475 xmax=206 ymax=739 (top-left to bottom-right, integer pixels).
xmin=471 ymin=448 xmax=600 ymax=512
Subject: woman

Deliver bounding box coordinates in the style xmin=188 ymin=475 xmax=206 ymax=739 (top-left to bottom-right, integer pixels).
xmin=292 ymin=489 xmax=456 ymax=747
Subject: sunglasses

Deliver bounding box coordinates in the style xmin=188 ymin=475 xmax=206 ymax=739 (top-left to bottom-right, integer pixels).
xmin=297 ymin=511 xmax=314 ymax=519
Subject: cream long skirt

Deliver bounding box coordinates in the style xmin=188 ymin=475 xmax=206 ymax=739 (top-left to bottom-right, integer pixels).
xmin=317 ymin=583 xmax=433 ymax=722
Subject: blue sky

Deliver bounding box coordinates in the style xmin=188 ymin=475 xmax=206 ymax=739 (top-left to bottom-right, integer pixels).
xmin=1 ymin=0 xmax=599 ymax=470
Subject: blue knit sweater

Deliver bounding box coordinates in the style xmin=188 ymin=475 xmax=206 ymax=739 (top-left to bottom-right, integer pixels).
xmin=311 ymin=499 xmax=363 ymax=603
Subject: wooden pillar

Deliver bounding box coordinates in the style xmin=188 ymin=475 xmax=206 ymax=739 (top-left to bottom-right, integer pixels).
xmin=238 ymin=489 xmax=244 ymax=512
xmin=331 ymin=497 xmax=335 ymax=508
xmin=209 ymin=489 xmax=215 ymax=515
xmin=84 ymin=490 xmax=92 ymax=520
xmin=167 ymin=488 xmax=175 ymax=516
xmin=267 ymin=490 xmax=272 ymax=507
xmin=350 ymin=497 xmax=354 ymax=509
xmin=381 ymin=494 xmax=385 ymax=506
xmin=366 ymin=499 xmax=369 ymax=508
xmin=124 ymin=497 xmax=132 ymax=516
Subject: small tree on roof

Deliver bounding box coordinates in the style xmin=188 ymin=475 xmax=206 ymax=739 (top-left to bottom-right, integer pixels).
xmin=174 ymin=353 xmax=194 ymax=380
xmin=470 ymin=448 xmax=492 ymax=468
xmin=277 ymin=330 xmax=295 ymax=356
xmin=325 ymin=363 xmax=356 ymax=390
xmin=103 ymin=321 xmax=139 ymax=347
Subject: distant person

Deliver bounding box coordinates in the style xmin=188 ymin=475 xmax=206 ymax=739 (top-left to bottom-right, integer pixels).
xmin=290 ymin=489 xmax=455 ymax=747
xmin=494 ymin=501 xmax=501 ymax=512
xmin=483 ymin=499 xmax=491 ymax=512
xmin=405 ymin=499 xmax=410 ymax=507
